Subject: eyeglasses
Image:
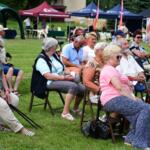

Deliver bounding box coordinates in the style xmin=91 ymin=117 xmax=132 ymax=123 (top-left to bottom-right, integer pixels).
xmin=116 ymin=55 xmax=122 ymax=60
xmin=136 ymin=36 xmax=142 ymax=39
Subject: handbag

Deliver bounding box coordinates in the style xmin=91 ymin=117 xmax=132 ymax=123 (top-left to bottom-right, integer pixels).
xmin=89 ymin=119 xmax=110 ymax=139
xmin=81 ymin=100 xmax=110 ymax=139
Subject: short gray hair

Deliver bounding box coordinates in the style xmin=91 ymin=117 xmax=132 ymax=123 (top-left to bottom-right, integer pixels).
xmin=42 ymin=37 xmax=58 ymax=52
xmin=74 ymin=35 xmax=85 ymax=42
xmin=94 ymin=42 xmax=108 ymax=54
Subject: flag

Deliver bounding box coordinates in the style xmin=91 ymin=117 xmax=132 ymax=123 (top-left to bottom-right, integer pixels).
xmin=93 ymin=0 xmax=99 ymax=31
xmin=119 ymin=0 xmax=124 ymax=27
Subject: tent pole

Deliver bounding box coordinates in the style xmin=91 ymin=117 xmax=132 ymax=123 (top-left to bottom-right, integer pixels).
xmin=115 ymin=19 xmax=118 ymax=31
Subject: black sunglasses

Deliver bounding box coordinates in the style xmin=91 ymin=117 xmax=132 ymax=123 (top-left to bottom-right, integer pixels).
xmin=136 ymin=36 xmax=142 ymax=39
xmin=116 ymin=55 xmax=122 ymax=60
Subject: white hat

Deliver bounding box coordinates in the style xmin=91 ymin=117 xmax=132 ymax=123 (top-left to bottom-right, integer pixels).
xmin=42 ymin=37 xmax=58 ymax=51
xmin=0 ymin=25 xmax=8 ymax=31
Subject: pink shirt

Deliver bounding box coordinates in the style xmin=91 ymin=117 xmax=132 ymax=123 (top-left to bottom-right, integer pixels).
xmin=100 ymin=65 xmax=131 ymax=106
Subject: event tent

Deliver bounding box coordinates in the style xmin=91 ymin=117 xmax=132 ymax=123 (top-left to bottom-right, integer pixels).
xmin=0 ymin=3 xmax=24 ymax=39
xmin=140 ymin=8 xmax=150 ymax=18
xmin=71 ymin=2 xmax=108 ymax=18
xmin=106 ymin=4 xmax=143 ymax=32
xmin=19 ymin=1 xmax=69 ymax=18
xmin=106 ymin=4 xmax=142 ymax=19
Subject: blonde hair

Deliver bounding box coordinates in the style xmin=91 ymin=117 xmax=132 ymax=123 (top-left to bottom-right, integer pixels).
xmin=85 ymin=32 xmax=97 ymax=39
xmin=103 ymin=44 xmax=122 ymax=62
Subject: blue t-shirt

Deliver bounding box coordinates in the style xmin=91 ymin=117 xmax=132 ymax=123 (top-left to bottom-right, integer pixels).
xmin=61 ymin=43 xmax=83 ymax=65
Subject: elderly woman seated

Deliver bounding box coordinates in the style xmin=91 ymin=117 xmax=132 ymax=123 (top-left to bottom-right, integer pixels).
xmin=0 ymin=63 xmax=34 ymax=136
xmin=82 ymin=42 xmax=107 ymax=103
xmin=100 ymin=44 xmax=150 ymax=149
xmin=31 ymin=38 xmax=85 ymax=121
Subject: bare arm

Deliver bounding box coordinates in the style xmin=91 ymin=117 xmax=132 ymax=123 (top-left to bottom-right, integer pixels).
xmin=43 ymin=72 xmax=74 ymax=81
xmin=2 ymin=72 xmax=10 ymax=103
xmin=62 ymin=56 xmax=81 ymax=68
xmin=2 ymin=72 xmax=9 ymax=91
xmin=111 ymin=76 xmax=135 ymax=99
xmin=83 ymin=67 xmax=99 ymax=93
xmin=132 ymin=49 xmax=147 ymax=58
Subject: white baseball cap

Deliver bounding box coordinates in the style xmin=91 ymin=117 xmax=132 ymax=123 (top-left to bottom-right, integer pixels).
xmin=0 ymin=25 xmax=8 ymax=31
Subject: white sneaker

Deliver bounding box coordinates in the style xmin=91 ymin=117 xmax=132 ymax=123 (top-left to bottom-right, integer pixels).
xmin=61 ymin=113 xmax=74 ymax=121
xmin=99 ymin=114 xmax=107 ymax=122
xmin=90 ymin=95 xmax=99 ymax=104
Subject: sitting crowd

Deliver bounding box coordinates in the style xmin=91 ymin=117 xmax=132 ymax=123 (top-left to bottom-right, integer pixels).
xmin=2 ymin=23 xmax=150 ymax=149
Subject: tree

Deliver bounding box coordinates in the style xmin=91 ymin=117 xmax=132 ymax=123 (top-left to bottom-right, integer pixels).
xmin=124 ymin=0 xmax=150 ymax=13
xmin=86 ymin=0 xmax=150 ymax=13
xmin=0 ymin=0 xmax=58 ymax=10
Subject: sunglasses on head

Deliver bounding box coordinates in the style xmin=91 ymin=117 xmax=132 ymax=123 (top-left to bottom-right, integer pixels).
xmin=116 ymin=55 xmax=122 ymax=60
xmin=136 ymin=36 xmax=142 ymax=39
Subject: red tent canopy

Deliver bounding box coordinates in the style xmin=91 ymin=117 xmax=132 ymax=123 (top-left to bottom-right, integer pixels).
xmin=19 ymin=1 xmax=69 ymax=18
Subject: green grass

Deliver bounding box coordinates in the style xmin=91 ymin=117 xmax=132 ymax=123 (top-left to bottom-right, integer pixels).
xmin=2 ymin=37 xmax=149 ymax=150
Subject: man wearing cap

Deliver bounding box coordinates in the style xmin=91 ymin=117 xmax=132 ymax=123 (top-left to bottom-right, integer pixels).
xmin=0 ymin=25 xmax=34 ymax=136
xmin=112 ymin=30 xmax=125 ymax=42
xmin=0 ymin=25 xmax=23 ymax=95
xmin=61 ymin=35 xmax=85 ymax=74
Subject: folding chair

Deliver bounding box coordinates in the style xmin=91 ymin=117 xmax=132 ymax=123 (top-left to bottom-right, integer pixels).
xmin=10 ymin=104 xmax=42 ymax=129
xmin=80 ymin=89 xmax=128 ymax=143
xmin=29 ymin=90 xmax=65 ymax=116
xmin=144 ymin=81 xmax=150 ymax=103
xmin=80 ymin=89 xmax=96 ymax=127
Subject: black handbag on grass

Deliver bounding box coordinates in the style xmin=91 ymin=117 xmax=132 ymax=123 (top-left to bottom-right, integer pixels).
xmin=81 ymin=100 xmax=110 ymax=139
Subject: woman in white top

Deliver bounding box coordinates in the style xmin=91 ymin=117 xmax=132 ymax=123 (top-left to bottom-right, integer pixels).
xmin=34 ymin=38 xmax=85 ymax=121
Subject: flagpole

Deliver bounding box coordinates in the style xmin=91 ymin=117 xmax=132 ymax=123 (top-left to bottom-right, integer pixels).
xmin=119 ymin=0 xmax=123 ymax=27
xmin=93 ymin=0 xmax=100 ymax=31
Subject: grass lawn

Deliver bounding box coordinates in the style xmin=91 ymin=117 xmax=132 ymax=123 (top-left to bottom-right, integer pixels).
xmin=1 ymin=37 xmax=147 ymax=150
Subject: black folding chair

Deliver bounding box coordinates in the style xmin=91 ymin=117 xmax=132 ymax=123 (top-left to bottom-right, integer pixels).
xmin=9 ymin=104 xmax=42 ymax=129
xmin=29 ymin=90 xmax=65 ymax=116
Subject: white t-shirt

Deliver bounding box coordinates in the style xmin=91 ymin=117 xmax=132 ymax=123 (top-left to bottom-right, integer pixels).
xmin=82 ymin=45 xmax=95 ymax=62
xmin=24 ymin=18 xmax=31 ymax=27
xmin=116 ymin=55 xmax=143 ymax=85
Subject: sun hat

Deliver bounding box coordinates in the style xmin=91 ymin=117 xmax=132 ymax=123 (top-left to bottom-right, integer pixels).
xmin=0 ymin=25 xmax=8 ymax=31
xmin=42 ymin=37 xmax=58 ymax=51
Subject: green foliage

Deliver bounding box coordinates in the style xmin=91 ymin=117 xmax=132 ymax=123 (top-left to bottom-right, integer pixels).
xmin=0 ymin=0 xmax=58 ymax=10
xmin=1 ymin=0 xmax=150 ymax=13
xmin=86 ymin=0 xmax=150 ymax=12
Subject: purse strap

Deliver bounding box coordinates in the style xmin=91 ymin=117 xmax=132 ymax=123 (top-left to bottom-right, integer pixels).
xmin=96 ymin=99 xmax=102 ymax=121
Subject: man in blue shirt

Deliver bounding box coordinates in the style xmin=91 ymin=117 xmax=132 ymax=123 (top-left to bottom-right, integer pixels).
xmin=61 ymin=35 xmax=85 ymax=74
